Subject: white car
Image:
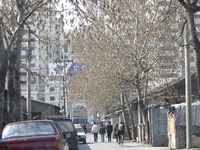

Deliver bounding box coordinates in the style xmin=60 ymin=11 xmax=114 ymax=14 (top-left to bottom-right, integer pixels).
xmin=75 ymin=124 xmax=86 ymax=144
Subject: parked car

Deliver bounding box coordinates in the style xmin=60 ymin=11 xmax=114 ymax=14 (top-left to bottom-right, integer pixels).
xmin=47 ymin=117 xmax=79 ymax=150
xmin=75 ymin=124 xmax=86 ymax=144
xmin=0 ymin=120 xmax=69 ymax=150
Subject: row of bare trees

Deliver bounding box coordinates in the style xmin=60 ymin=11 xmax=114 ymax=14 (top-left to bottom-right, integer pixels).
xmin=67 ymin=0 xmax=200 ymax=143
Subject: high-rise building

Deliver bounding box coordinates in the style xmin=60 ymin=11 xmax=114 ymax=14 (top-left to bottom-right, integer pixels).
xmin=20 ymin=11 xmax=65 ymax=103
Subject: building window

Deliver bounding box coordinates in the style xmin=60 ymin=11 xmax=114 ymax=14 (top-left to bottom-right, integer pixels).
xmin=64 ymin=45 xmax=68 ymax=53
xmin=40 ymin=97 xmax=45 ymax=101
xmin=50 ymin=96 xmax=55 ymax=101
xmin=55 ymin=24 xmax=60 ymax=30
xmin=21 ymin=55 xmax=27 ymax=59
xmin=20 ymin=72 xmax=27 ymax=76
xmin=21 ymin=47 xmax=27 ymax=51
xmin=21 ymin=51 xmax=26 ymax=56
xmin=21 ymin=64 xmax=26 ymax=68
xmin=50 ymin=87 xmax=55 ymax=92
xmin=31 ymin=81 xmax=36 ymax=84
xmin=20 ymin=81 xmax=27 ymax=85
xmin=31 ymin=63 xmax=35 ymax=67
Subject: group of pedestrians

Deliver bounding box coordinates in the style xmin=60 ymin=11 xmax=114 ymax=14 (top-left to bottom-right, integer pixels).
xmin=91 ymin=121 xmax=125 ymax=144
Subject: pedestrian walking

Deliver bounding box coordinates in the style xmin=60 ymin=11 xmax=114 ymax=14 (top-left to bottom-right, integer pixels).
xmin=106 ymin=121 xmax=113 ymax=142
xmin=91 ymin=122 xmax=99 ymax=143
xmin=114 ymin=124 xmax=119 ymax=143
xmin=118 ymin=122 xmax=125 ymax=144
xmin=82 ymin=124 xmax=87 ymax=133
xmin=99 ymin=124 xmax=106 ymax=142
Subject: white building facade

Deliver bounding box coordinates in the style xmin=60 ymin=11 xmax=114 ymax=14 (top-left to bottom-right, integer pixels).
xmin=20 ymin=10 xmax=66 ymax=104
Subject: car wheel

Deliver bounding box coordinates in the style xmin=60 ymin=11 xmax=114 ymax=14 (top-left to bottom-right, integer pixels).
xmin=70 ymin=148 xmax=79 ymax=150
xmin=83 ymin=139 xmax=86 ymax=144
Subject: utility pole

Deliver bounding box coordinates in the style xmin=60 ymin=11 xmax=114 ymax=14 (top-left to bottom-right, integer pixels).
xmin=63 ymin=59 xmax=68 ymax=117
xmin=63 ymin=75 xmax=66 ymax=116
xmin=184 ymin=21 xmax=192 ymax=149
xmin=58 ymin=74 xmax=61 ymax=108
xmin=66 ymin=84 xmax=69 ymax=118
xmin=62 ymin=58 xmax=72 ymax=117
xmin=27 ymin=28 xmax=32 ymax=120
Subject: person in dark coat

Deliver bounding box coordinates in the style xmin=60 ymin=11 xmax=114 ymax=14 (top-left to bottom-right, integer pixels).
xmin=106 ymin=121 xmax=113 ymax=142
xmin=114 ymin=124 xmax=119 ymax=143
xmin=82 ymin=124 xmax=87 ymax=133
xmin=99 ymin=124 xmax=106 ymax=142
xmin=118 ymin=122 xmax=125 ymax=143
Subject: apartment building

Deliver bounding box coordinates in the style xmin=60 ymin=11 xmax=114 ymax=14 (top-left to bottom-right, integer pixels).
xmin=20 ymin=11 xmax=65 ymax=103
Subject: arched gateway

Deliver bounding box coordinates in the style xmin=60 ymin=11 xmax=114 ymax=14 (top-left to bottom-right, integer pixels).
xmin=70 ymin=103 xmax=88 ymax=124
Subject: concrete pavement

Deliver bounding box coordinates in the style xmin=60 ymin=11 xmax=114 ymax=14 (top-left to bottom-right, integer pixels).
xmin=79 ymin=133 xmax=170 ymax=150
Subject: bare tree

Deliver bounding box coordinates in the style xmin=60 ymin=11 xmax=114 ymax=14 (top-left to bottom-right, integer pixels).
xmin=68 ymin=0 xmax=182 ymax=142
xmin=177 ymin=0 xmax=200 ymax=95
xmin=0 ymin=0 xmax=57 ymax=126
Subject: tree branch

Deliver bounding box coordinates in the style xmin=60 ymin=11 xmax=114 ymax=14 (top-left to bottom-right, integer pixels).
xmin=7 ymin=0 xmax=50 ymax=51
xmin=180 ymin=19 xmax=187 ymax=37
xmin=192 ymin=0 xmax=198 ymax=5
xmin=178 ymin=0 xmax=189 ymax=9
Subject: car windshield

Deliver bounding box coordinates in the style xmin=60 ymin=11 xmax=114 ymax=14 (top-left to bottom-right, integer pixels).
xmin=2 ymin=122 xmax=56 ymax=139
xmin=55 ymin=120 xmax=75 ymax=132
xmin=76 ymin=127 xmax=84 ymax=133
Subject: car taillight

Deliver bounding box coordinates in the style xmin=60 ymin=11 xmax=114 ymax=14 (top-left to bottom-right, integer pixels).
xmin=52 ymin=140 xmax=61 ymax=147
xmin=45 ymin=140 xmax=61 ymax=148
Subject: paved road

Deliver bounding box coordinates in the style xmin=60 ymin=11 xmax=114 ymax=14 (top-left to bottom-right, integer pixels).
xmin=78 ymin=133 xmax=170 ymax=150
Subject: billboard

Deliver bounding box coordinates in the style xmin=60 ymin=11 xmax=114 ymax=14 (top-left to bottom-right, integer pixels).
xmin=49 ymin=62 xmax=83 ymax=76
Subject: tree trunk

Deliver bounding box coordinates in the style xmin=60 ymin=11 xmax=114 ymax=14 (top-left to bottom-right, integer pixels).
xmin=120 ymin=92 xmax=132 ymax=140
xmin=141 ymin=109 xmax=149 ymax=143
xmin=194 ymin=50 xmax=200 ymax=96
xmin=0 ymin=19 xmax=7 ymax=130
xmin=142 ymin=72 xmax=150 ymax=144
xmin=7 ymin=56 xmax=16 ymax=122
xmin=136 ymin=85 xmax=143 ymax=142
xmin=7 ymin=25 xmax=23 ymax=122
xmin=124 ymin=92 xmax=137 ymax=141
xmin=7 ymin=3 xmax=25 ymax=122
xmin=14 ymin=31 xmax=23 ymax=121
xmin=185 ymin=8 xmax=200 ymax=95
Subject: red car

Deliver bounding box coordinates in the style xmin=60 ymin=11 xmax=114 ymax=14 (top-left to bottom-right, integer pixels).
xmin=0 ymin=120 xmax=69 ymax=150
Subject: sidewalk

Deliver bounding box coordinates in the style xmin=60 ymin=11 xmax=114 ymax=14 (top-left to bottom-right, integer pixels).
xmin=120 ymin=140 xmax=200 ymax=150
xmin=86 ymin=133 xmax=200 ymax=150
xmin=112 ymin=140 xmax=170 ymax=150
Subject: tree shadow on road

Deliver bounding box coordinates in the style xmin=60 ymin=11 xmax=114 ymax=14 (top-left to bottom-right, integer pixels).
xmin=79 ymin=142 xmax=93 ymax=150
xmin=79 ymin=142 xmax=94 ymax=145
